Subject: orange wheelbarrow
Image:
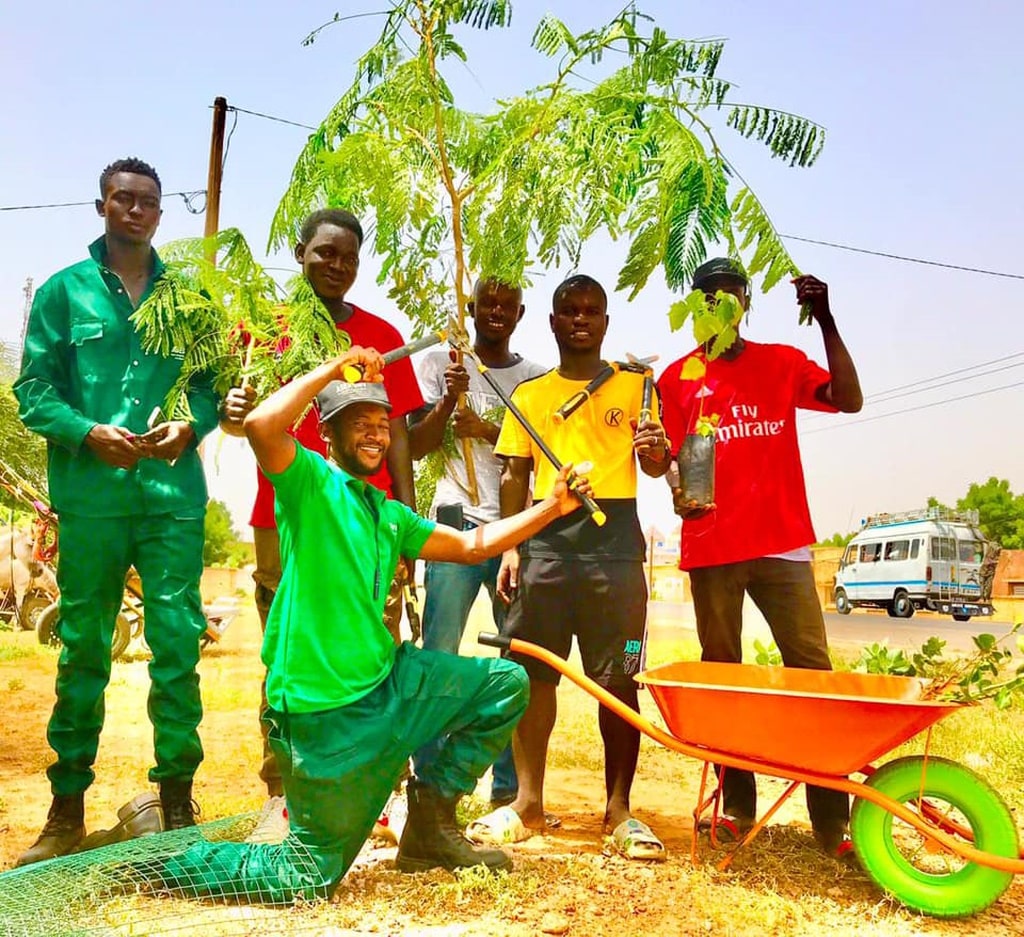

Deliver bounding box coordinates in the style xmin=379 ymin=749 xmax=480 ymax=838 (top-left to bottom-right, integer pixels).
xmin=478 ymin=634 xmax=1024 ymax=919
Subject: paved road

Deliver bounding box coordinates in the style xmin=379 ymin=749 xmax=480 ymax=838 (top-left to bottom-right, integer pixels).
xmin=647 ymin=600 xmax=1019 ymax=658
xmin=823 ymin=610 xmax=1019 ymax=656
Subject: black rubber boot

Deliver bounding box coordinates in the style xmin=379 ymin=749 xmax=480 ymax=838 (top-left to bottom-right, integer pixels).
xmin=396 ymin=781 xmax=512 ymax=874
xmin=74 ymin=793 xmax=165 ymax=852
xmin=160 ymin=779 xmax=198 ymax=830
xmin=16 ymin=793 xmax=86 ymax=866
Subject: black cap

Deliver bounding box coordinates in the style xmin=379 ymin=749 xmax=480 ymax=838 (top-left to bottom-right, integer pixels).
xmin=315 ymin=381 xmax=392 ymax=424
xmin=692 ymin=257 xmax=748 ymax=290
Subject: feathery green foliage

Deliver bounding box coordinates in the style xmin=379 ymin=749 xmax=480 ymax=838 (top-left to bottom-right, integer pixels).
xmin=131 ymin=229 xmax=354 ymax=420
xmin=274 ymin=1 xmax=825 ymax=339
xmin=414 ymin=402 xmax=505 ymax=510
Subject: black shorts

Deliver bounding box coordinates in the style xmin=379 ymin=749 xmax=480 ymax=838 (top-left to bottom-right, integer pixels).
xmin=501 ymin=556 xmax=647 ymax=689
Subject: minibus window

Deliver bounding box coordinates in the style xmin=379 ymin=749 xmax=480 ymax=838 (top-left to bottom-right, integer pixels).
xmin=884 ymin=540 xmax=909 ymax=561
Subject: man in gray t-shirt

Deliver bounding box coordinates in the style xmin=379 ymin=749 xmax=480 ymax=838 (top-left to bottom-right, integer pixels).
xmin=409 ymin=279 xmax=546 ymax=804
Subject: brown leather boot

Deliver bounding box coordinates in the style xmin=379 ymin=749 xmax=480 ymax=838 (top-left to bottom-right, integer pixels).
xmin=396 ymin=780 xmax=511 ymax=874
xmin=16 ymin=793 xmax=86 ymax=866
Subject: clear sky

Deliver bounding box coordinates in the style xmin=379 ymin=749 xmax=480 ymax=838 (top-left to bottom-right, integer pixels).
xmin=2 ymin=1 xmax=1022 ymax=539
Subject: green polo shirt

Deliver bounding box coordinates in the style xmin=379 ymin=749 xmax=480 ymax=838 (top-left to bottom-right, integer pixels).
xmin=263 ymin=444 xmax=435 ymax=713
xmin=14 ymin=237 xmax=220 ymax=517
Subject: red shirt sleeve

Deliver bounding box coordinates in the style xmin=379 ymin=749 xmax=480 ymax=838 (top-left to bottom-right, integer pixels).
xmin=793 ymin=353 xmax=839 ymax=413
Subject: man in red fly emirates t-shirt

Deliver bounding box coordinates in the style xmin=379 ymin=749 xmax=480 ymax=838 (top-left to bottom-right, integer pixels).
xmin=656 ymin=257 xmax=862 ymax=860
xmin=222 ymin=209 xmax=424 ymax=810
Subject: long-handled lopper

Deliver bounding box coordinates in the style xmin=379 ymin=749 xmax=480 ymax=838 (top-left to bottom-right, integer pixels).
xmin=342 ymin=322 xmax=450 ymax=382
xmin=447 ymin=322 xmax=606 ymax=527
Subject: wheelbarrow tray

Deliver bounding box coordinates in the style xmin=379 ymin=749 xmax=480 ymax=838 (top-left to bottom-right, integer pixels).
xmin=637 ymin=662 xmax=961 ymax=776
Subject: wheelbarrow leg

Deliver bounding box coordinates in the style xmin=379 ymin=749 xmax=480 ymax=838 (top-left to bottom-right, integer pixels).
xmin=692 ymin=763 xmax=735 ymax=857
xmin=692 ymin=762 xmax=718 ymax=863
xmin=717 ymin=780 xmax=802 ymax=872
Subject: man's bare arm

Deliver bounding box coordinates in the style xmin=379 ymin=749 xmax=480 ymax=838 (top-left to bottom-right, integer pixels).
xmin=243 ymin=348 xmax=384 ymax=475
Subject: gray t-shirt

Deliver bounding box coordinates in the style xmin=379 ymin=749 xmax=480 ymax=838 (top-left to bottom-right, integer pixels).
xmin=417 ymin=351 xmax=548 ymax=525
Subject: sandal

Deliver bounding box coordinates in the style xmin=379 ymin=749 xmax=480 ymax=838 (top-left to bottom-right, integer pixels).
xmin=609 ymin=818 xmax=666 ymax=861
xmin=465 ymin=806 xmax=536 ymax=845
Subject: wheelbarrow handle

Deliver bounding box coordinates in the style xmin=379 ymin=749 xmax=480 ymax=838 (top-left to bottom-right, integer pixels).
xmin=477 ymin=632 xmax=511 ymax=650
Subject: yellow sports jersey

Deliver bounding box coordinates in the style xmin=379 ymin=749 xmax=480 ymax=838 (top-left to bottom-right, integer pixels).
xmin=494 ymin=367 xmax=661 ymax=499
xmin=494 ymin=367 xmax=661 ymax=560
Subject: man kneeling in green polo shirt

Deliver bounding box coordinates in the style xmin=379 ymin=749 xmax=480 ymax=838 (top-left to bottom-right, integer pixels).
xmin=142 ymin=345 xmax=591 ymax=904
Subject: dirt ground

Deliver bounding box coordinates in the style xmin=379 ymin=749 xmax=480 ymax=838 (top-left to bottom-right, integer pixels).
xmin=1 ymin=603 xmax=1022 ymax=936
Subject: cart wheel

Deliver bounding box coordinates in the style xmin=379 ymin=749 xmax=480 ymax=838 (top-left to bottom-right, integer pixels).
xmin=37 ymin=603 xmax=133 ymax=662
xmin=18 ymin=592 xmax=52 ymax=631
xmin=36 ymin=601 xmax=62 ymax=648
xmin=851 ymin=756 xmax=1018 ymax=918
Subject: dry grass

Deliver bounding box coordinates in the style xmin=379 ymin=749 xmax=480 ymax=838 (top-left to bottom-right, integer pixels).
xmin=1 ymin=602 xmax=1022 ymax=936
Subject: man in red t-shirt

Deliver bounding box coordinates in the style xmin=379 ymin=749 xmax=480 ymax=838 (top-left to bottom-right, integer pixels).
xmin=657 ymin=257 xmax=862 ymax=858
xmin=222 ymin=209 xmax=423 ymax=805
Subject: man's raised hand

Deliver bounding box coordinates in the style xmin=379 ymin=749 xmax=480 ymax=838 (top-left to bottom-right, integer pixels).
xmin=335 ymin=346 xmax=386 ymax=383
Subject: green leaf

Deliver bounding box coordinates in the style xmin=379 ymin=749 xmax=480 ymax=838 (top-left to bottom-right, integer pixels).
xmin=667 ymin=299 xmax=693 ymax=332
xmin=972 ymin=633 xmax=997 ymax=652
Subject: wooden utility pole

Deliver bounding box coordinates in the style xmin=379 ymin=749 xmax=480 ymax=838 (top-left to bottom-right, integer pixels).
xmin=20 ymin=277 xmax=33 ymax=352
xmin=204 ymin=96 xmax=228 ymax=263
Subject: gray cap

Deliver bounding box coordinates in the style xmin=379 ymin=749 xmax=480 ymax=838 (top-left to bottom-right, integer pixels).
xmin=692 ymin=257 xmax=748 ymax=290
xmin=315 ymin=380 xmax=392 ymax=423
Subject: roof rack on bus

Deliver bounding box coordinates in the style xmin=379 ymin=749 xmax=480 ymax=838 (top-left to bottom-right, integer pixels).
xmin=861 ymin=507 xmax=980 ymax=529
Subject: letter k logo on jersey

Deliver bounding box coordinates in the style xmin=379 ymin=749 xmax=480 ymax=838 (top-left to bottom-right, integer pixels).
xmin=604 ymin=408 xmax=624 ymax=427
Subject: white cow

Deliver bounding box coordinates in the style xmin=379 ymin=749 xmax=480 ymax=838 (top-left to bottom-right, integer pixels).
xmin=0 ymin=529 xmax=58 ymax=614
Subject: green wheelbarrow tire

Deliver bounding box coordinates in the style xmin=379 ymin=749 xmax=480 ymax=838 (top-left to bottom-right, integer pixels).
xmin=851 ymin=755 xmax=1018 ymax=918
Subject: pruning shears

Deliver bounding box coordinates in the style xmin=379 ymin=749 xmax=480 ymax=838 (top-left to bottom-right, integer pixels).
xmin=624 ymin=353 xmax=659 ymax=425
xmin=551 ymin=352 xmax=658 ymax=425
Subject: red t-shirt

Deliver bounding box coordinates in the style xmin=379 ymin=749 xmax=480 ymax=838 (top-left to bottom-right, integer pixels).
xmin=249 ymin=304 xmax=425 ymax=529
xmin=657 ymin=341 xmax=837 ymax=570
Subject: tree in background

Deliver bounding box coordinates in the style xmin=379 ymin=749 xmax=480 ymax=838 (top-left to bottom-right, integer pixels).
xmin=816 ymin=531 xmax=855 ymax=548
xmin=0 ymin=381 xmax=48 ymax=516
xmin=273 ymin=0 xmax=823 ymax=334
xmin=927 ymin=482 xmax=1024 ymax=549
xmin=204 ymin=499 xmax=250 ymax=567
xmin=957 ymin=478 xmax=1024 ymax=549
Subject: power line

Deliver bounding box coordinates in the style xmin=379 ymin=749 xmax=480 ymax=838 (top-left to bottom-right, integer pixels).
xmin=864 ymin=360 xmax=1024 ymax=407
xmin=6 ymin=100 xmax=1024 ymax=287
xmin=0 ymin=191 xmax=207 ymax=213
xmin=864 ymin=351 xmax=1024 ymax=402
xmin=802 ymin=350 xmax=1024 ymax=422
xmin=781 ymin=233 xmax=1024 ymax=281
xmin=802 ymin=379 xmax=1024 ymax=434
xmin=225 ymin=105 xmax=318 ymax=132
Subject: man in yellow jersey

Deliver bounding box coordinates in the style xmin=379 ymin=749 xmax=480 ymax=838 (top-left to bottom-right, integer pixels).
xmin=467 ymin=275 xmax=672 ymax=859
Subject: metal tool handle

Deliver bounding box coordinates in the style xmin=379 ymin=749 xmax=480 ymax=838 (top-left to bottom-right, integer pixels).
xmin=552 ymin=390 xmax=590 ymax=424
xmin=552 ymin=364 xmax=617 ymax=424
xmin=343 ymin=329 xmax=446 ymax=382
xmin=479 ymin=368 xmax=606 ymax=527
xmin=639 ymin=374 xmax=654 ymax=425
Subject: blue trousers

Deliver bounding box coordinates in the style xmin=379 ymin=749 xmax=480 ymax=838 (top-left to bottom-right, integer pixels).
xmin=414 ymin=556 xmax=517 ymax=800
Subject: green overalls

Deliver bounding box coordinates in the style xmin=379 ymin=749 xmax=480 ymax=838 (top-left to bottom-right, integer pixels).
xmin=146 ymin=445 xmax=528 ymax=902
xmin=14 ymin=237 xmax=220 ymax=794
